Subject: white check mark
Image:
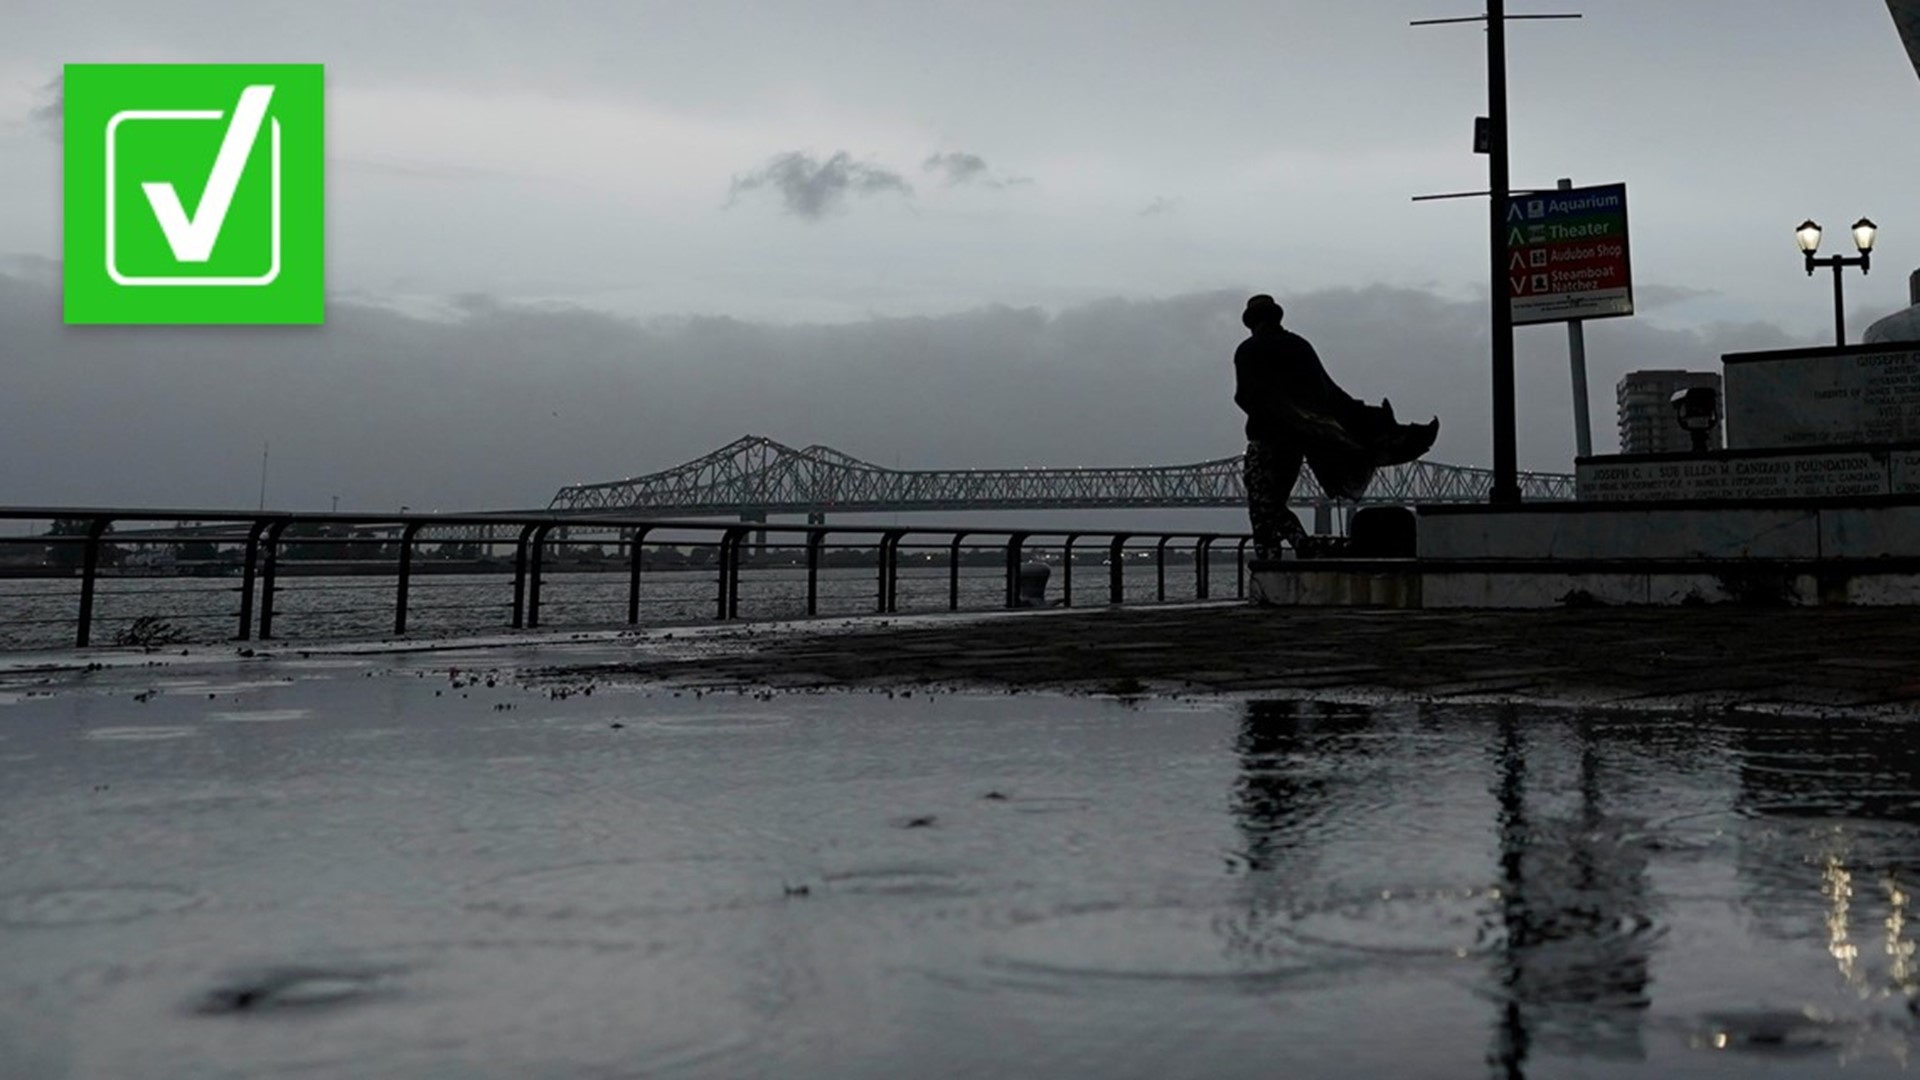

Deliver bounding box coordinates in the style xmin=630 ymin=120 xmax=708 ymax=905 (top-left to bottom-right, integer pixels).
xmin=142 ymin=84 xmax=274 ymax=263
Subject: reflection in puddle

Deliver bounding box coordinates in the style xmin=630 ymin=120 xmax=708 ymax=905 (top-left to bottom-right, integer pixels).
xmin=1224 ymin=700 xmax=1920 ymax=1076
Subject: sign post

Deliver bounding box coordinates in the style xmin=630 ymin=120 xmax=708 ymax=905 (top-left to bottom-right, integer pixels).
xmin=1558 ymin=178 xmax=1593 ymax=458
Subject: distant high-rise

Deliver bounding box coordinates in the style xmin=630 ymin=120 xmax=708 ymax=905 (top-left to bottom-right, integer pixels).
xmin=1892 ymin=0 xmax=1920 ymax=80
xmin=1617 ymin=370 xmax=1722 ymax=454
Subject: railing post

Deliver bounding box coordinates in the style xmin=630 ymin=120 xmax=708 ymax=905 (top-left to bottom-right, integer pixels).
xmin=947 ymin=532 xmax=969 ymax=612
xmin=878 ymin=530 xmax=906 ymax=613
xmin=1196 ymin=536 xmax=1215 ymax=600
xmin=235 ymin=519 xmax=268 ymax=641
xmin=627 ymin=525 xmax=651 ymax=625
xmin=1005 ymin=532 xmax=1029 ymax=609
xmin=527 ymin=523 xmax=555 ymax=629
xmin=1155 ymin=536 xmax=1172 ymax=602
xmin=509 ymin=524 xmax=537 ymax=629
xmin=258 ymin=520 xmax=290 ymax=640
xmin=74 ymin=517 xmax=110 ymax=648
xmin=393 ymin=521 xmax=423 ymax=636
xmin=1109 ymin=534 xmax=1130 ymax=605
xmin=1061 ymin=534 xmax=1079 ymax=608
xmin=717 ymin=527 xmax=748 ymax=620
xmin=806 ymin=530 xmax=825 ymax=616
xmin=729 ymin=526 xmax=748 ymax=619
xmin=1236 ymin=537 xmax=1250 ymax=599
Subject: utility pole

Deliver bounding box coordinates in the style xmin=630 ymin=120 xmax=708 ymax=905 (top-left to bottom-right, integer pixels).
xmin=1413 ymin=5 xmax=1579 ymax=503
xmin=1487 ymin=0 xmax=1518 ymax=502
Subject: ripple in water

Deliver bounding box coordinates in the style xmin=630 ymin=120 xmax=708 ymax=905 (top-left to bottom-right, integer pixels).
xmin=645 ymin=711 xmax=793 ymax=733
xmin=464 ymin=855 xmax=774 ymax=921
xmin=0 ymin=885 xmax=198 ymax=926
xmin=204 ymin=709 xmax=311 ymax=723
xmin=83 ymin=726 xmax=198 ymax=742
xmin=983 ymin=905 xmax=1325 ymax=984
xmin=820 ymin=863 xmax=972 ymax=898
xmin=1276 ymin=887 xmax=1518 ymax=959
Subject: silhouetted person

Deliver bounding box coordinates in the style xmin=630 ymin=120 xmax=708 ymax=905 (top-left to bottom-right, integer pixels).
xmin=1232 ymin=294 xmax=1437 ymax=559
xmin=1234 ymin=295 xmax=1348 ymax=558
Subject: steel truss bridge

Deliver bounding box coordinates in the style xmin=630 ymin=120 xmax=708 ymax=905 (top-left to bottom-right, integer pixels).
xmin=548 ymin=435 xmax=1576 ymax=517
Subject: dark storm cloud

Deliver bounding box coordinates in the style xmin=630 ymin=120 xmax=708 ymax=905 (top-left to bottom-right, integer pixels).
xmin=0 ymin=268 xmax=1824 ymax=512
xmin=921 ymin=151 xmax=1029 ymax=188
xmin=727 ymin=151 xmax=912 ymax=219
xmin=29 ymin=74 xmax=61 ymax=142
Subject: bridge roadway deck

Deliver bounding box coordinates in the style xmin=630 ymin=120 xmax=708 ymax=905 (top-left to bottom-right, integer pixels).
xmin=518 ymin=602 xmax=1920 ymax=715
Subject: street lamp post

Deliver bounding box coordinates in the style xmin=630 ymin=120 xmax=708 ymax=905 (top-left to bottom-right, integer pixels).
xmin=1796 ymin=217 xmax=1877 ymax=346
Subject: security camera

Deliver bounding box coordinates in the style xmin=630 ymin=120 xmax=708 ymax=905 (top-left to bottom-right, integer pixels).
xmin=1670 ymin=387 xmax=1719 ymax=453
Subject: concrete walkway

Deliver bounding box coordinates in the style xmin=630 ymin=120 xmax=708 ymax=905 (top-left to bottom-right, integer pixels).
xmin=534 ymin=602 xmax=1920 ymax=715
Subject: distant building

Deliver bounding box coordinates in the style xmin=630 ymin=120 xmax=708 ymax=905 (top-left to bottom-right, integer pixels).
xmin=1864 ymin=269 xmax=1920 ymax=344
xmin=1616 ymin=370 xmax=1722 ymax=454
xmin=1892 ymin=0 xmax=1920 ymax=81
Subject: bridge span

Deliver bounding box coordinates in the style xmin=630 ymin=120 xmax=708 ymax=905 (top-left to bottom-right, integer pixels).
xmin=548 ymin=435 xmax=1576 ymax=518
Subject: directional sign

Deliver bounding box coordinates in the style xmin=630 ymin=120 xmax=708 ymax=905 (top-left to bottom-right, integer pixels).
xmin=1505 ymin=182 xmax=1633 ymax=326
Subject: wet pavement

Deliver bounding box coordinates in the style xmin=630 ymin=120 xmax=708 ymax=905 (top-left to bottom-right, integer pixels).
xmin=4 ymin=606 xmax=1920 ymax=1077
xmin=532 ymin=601 xmax=1920 ymax=715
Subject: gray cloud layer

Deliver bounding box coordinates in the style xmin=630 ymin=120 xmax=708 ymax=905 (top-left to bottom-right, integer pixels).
xmin=28 ymin=75 xmax=61 ymax=142
xmin=728 ymin=151 xmax=912 ymax=219
xmin=0 ymin=269 xmax=1813 ymax=515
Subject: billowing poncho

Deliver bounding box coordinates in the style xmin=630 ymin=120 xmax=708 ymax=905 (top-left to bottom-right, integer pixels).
xmin=1233 ymin=324 xmax=1438 ymax=499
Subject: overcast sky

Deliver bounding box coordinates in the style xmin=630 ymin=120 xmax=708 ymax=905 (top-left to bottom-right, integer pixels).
xmin=1 ymin=1 xmax=1916 ymax=513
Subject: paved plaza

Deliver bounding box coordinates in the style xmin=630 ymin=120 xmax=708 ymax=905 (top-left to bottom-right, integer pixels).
xmin=527 ymin=602 xmax=1920 ymax=715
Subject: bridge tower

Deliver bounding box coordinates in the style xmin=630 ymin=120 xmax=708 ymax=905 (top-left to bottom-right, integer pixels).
xmin=740 ymin=508 xmax=768 ymax=552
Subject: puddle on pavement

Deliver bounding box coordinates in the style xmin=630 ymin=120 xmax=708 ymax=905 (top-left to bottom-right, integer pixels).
xmin=6 ymin=675 xmax=1920 ymax=1077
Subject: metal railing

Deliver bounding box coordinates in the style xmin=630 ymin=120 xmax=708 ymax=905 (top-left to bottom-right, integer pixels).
xmin=0 ymin=509 xmax=1252 ymax=649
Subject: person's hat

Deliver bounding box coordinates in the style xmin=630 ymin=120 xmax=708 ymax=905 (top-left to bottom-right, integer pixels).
xmin=1242 ymin=294 xmax=1283 ymax=328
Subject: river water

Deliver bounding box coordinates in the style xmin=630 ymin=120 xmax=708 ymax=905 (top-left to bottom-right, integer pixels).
xmin=0 ymin=562 xmax=1230 ymax=650
xmin=3 ymin=644 xmax=1918 ymax=1077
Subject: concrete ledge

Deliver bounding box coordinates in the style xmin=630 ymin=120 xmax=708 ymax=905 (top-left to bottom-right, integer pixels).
xmin=1417 ymin=501 xmax=1920 ymax=561
xmin=1418 ymin=506 xmax=1821 ymax=560
xmin=1251 ymin=558 xmax=1920 ymax=609
xmin=1250 ymin=566 xmax=1423 ymax=607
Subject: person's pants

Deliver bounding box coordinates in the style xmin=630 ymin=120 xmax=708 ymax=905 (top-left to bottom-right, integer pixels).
xmin=1244 ymin=440 xmax=1307 ymax=561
